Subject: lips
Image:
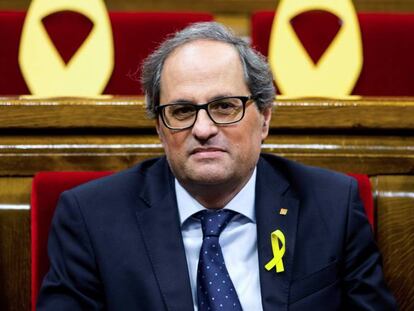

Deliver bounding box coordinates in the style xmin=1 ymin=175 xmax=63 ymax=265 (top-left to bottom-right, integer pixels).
xmin=190 ymin=147 xmax=226 ymax=156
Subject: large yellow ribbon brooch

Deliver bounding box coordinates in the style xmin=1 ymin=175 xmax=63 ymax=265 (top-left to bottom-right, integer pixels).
xmin=265 ymin=229 xmax=286 ymax=273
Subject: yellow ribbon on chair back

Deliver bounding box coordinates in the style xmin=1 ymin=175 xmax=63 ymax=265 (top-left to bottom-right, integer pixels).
xmin=268 ymin=0 xmax=363 ymax=97
xmin=19 ymin=0 xmax=114 ymax=96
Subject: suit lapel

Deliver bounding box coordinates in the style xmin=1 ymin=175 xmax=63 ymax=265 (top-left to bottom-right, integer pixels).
xmin=135 ymin=159 xmax=194 ymax=311
xmin=256 ymin=157 xmax=300 ymax=311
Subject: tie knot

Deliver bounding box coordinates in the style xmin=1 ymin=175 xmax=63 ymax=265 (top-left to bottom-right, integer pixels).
xmin=196 ymin=209 xmax=236 ymax=237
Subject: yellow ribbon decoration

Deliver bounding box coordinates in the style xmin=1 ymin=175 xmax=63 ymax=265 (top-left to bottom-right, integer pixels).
xmin=19 ymin=0 xmax=114 ymax=96
xmin=265 ymin=229 xmax=286 ymax=273
xmin=268 ymin=0 xmax=363 ymax=97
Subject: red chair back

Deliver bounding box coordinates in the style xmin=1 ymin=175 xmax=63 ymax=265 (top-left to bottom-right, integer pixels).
xmin=348 ymin=173 xmax=374 ymax=228
xmin=0 ymin=11 xmax=213 ymax=95
xmin=31 ymin=171 xmax=113 ymax=310
xmin=251 ymin=11 xmax=414 ymax=96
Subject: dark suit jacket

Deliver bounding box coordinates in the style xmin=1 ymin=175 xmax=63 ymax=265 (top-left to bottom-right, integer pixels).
xmin=37 ymin=154 xmax=397 ymax=310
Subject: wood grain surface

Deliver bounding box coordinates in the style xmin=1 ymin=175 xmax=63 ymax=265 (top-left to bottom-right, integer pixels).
xmin=0 ymin=134 xmax=413 ymax=176
xmin=373 ymin=175 xmax=414 ymax=311
xmin=1 ymin=0 xmax=414 ymax=13
xmin=0 ymin=178 xmax=32 ymax=203
xmin=0 ymin=209 xmax=30 ymax=311
xmin=1 ymin=96 xmax=414 ymax=129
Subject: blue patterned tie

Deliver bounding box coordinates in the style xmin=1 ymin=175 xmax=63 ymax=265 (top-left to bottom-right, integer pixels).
xmin=196 ymin=209 xmax=243 ymax=311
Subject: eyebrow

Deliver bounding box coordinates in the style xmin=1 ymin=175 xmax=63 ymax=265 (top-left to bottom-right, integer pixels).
xmin=167 ymin=94 xmax=236 ymax=105
xmin=167 ymin=99 xmax=194 ymax=105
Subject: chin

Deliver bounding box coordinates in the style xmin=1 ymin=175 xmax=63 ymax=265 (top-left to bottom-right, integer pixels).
xmin=187 ymin=167 xmax=232 ymax=185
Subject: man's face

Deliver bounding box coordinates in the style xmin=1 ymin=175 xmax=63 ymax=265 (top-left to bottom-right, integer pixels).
xmin=157 ymin=40 xmax=271 ymax=191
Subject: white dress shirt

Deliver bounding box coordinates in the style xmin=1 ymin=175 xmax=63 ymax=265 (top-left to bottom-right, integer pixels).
xmin=176 ymin=169 xmax=263 ymax=311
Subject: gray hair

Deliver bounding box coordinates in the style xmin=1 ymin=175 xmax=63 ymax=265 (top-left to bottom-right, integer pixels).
xmin=141 ymin=21 xmax=275 ymax=118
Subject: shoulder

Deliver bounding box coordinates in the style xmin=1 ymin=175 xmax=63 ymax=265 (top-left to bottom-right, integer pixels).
xmin=259 ymin=153 xmax=355 ymax=194
xmin=258 ymin=154 xmax=363 ymax=240
xmin=72 ymin=157 xmax=166 ymax=191
xmin=258 ymin=153 xmax=359 ymax=227
xmin=60 ymin=157 xmax=170 ymax=211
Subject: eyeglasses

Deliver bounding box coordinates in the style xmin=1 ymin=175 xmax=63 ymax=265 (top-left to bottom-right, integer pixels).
xmin=156 ymin=96 xmax=253 ymax=130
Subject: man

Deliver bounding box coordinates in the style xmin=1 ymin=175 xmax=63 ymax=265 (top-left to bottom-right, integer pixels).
xmin=37 ymin=22 xmax=397 ymax=310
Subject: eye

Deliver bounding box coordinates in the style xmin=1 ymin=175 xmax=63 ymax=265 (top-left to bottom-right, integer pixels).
xmin=167 ymin=104 xmax=196 ymax=120
xmin=209 ymin=99 xmax=241 ymax=114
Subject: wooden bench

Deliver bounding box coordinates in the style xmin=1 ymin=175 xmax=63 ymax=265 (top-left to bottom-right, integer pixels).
xmin=0 ymin=96 xmax=413 ymax=310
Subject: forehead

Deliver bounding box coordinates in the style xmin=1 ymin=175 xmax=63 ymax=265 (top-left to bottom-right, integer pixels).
xmin=167 ymin=38 xmax=240 ymax=60
xmin=160 ymin=40 xmax=248 ymax=102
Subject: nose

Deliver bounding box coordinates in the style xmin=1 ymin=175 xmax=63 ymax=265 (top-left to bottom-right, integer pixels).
xmin=191 ymin=109 xmax=219 ymax=141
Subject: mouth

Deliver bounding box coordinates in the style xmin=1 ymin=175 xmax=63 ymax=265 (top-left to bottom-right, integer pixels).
xmin=190 ymin=147 xmax=226 ymax=157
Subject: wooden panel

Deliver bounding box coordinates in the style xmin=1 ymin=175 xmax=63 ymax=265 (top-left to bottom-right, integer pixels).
xmin=0 ymin=97 xmax=152 ymax=129
xmin=0 ymin=134 xmax=413 ymax=175
xmin=1 ymin=97 xmax=414 ymax=129
xmin=0 ymin=178 xmax=32 ymax=310
xmin=108 ymin=0 xmax=414 ymax=13
xmin=1 ymin=0 xmax=414 ymax=13
xmin=0 ymin=134 xmax=162 ymax=175
xmin=265 ymin=135 xmax=414 ymax=174
xmin=374 ymin=175 xmax=414 ymax=311
xmin=0 ymin=178 xmax=32 ymax=203
xmin=0 ymin=209 xmax=30 ymax=311
xmin=215 ymin=14 xmax=250 ymax=37
xmin=273 ymin=97 xmax=414 ymax=129
xmin=0 ymin=97 xmax=413 ymax=175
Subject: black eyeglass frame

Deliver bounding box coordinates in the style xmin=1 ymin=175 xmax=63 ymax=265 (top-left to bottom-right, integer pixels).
xmin=156 ymin=95 xmax=253 ymax=130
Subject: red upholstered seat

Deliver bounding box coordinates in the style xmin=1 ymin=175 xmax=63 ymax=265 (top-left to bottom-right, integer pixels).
xmin=31 ymin=171 xmax=113 ymax=311
xmin=347 ymin=173 xmax=374 ymax=229
xmin=0 ymin=11 xmax=213 ymax=95
xmin=251 ymin=11 xmax=414 ymax=96
xmin=30 ymin=170 xmax=374 ymax=309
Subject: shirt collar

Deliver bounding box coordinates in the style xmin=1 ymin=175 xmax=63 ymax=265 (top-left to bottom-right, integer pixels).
xmin=176 ymin=168 xmax=257 ymax=226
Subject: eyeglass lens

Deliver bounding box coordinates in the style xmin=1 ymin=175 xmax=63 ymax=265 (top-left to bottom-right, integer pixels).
xmin=163 ymin=97 xmax=245 ymax=129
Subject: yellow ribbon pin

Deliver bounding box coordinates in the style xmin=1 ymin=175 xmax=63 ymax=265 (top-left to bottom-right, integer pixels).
xmin=265 ymin=229 xmax=286 ymax=273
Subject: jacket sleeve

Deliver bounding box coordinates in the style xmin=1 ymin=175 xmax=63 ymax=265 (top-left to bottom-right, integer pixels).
xmin=342 ymin=178 xmax=398 ymax=310
xmin=36 ymin=190 xmax=105 ymax=310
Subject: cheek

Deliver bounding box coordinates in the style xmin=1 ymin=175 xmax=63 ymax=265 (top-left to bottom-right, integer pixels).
xmin=160 ymin=132 xmax=188 ymax=161
xmin=243 ymin=117 xmax=266 ymax=147
xmin=231 ymin=128 xmax=262 ymax=159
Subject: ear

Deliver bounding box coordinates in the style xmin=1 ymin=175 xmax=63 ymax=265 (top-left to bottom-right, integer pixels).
xmin=261 ymin=106 xmax=272 ymax=140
